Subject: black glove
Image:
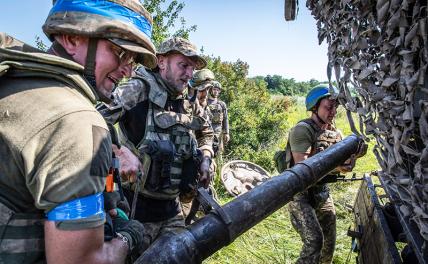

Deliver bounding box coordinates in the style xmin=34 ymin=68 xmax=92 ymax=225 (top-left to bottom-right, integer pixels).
xmin=104 ymin=191 xmax=130 ymax=215
xmin=114 ymin=217 xmax=145 ymax=254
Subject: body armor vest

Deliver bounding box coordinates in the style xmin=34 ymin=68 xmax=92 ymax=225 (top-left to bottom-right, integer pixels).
xmin=208 ymin=102 xmax=224 ymax=125
xmin=0 ymin=33 xmax=97 ymax=263
xmin=123 ymin=69 xmax=205 ymax=200
xmin=305 ymin=118 xmax=342 ymax=206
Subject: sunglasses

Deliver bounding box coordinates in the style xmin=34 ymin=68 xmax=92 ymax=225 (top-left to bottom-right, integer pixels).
xmin=109 ymin=41 xmax=137 ymax=66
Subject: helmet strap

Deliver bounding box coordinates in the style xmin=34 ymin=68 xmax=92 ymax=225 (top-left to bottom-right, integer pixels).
xmin=83 ymin=38 xmax=98 ymax=89
xmin=314 ymin=111 xmax=326 ymax=125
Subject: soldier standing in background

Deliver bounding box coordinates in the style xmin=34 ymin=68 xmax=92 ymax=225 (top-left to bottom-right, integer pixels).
xmin=208 ymin=81 xmax=230 ymax=158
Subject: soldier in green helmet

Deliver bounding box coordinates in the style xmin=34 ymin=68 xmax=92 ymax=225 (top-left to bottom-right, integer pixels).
xmin=208 ymin=80 xmax=230 ymax=157
xmin=0 ymin=0 xmax=156 ymax=263
xmin=97 ymin=37 xmax=214 ymax=252
xmin=285 ymin=84 xmax=363 ymax=264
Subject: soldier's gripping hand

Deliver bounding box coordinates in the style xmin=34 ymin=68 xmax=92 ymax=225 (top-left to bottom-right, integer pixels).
xmin=113 ymin=145 xmax=142 ymax=183
xmin=114 ymin=217 xmax=145 ymax=256
xmin=104 ymin=191 xmax=131 ymax=217
xmin=199 ymin=156 xmax=212 ymax=188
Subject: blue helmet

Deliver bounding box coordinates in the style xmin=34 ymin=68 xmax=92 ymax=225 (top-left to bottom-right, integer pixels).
xmin=305 ymin=84 xmax=338 ymax=111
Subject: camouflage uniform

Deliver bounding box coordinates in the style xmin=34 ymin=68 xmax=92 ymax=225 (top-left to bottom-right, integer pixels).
xmin=287 ymin=119 xmax=342 ymax=264
xmin=207 ymin=82 xmax=229 ymax=157
xmin=98 ymin=37 xmax=213 ymax=251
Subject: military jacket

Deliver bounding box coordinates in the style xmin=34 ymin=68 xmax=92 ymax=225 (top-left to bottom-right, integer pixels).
xmin=207 ymin=98 xmax=229 ymax=135
xmin=0 ymin=34 xmax=110 ymax=262
xmin=99 ymin=66 xmax=213 ymax=200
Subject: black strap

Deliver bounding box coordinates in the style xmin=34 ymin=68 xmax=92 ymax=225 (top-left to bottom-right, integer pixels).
xmin=83 ymin=38 xmax=98 ymax=90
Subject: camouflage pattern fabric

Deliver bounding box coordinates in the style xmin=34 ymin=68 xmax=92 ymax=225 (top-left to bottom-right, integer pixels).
xmin=289 ymin=194 xmax=336 ymax=264
xmin=157 ymin=37 xmax=206 ymax=70
xmin=139 ymin=212 xmax=186 ymax=252
xmin=305 ymin=0 xmax=428 ymax=246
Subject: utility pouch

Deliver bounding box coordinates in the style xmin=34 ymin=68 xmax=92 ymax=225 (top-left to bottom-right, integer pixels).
xmin=143 ymin=140 xmax=176 ymax=191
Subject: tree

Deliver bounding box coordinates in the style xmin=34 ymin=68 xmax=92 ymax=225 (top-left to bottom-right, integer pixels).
xmin=143 ymin=0 xmax=197 ymax=46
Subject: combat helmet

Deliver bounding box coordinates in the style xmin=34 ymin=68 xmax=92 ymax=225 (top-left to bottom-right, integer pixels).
xmin=191 ymin=69 xmax=215 ymax=91
xmin=157 ymin=37 xmax=206 ymax=70
xmin=305 ymin=84 xmax=339 ymax=111
xmin=43 ymin=0 xmax=157 ymax=69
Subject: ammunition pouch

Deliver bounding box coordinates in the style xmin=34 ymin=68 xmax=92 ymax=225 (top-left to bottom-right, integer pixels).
xmin=143 ymin=140 xmax=176 ymax=191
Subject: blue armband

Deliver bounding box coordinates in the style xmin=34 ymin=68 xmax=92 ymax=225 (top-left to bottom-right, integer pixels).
xmin=47 ymin=193 xmax=105 ymax=221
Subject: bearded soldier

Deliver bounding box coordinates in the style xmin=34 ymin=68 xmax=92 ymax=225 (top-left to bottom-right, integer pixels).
xmin=97 ymin=37 xmax=214 ymax=252
xmin=0 ymin=0 xmax=156 ymax=263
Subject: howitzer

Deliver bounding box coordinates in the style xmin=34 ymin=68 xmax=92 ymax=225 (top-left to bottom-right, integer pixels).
xmin=136 ymin=135 xmax=363 ymax=264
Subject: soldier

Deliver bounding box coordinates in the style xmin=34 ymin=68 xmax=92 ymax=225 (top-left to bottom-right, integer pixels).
xmin=97 ymin=37 xmax=214 ymax=251
xmin=287 ymin=84 xmax=357 ymax=264
xmin=208 ymin=81 xmax=230 ymax=157
xmin=0 ymin=1 xmax=156 ymax=263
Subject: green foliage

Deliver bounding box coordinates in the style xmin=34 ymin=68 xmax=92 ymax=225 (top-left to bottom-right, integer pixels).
xmin=253 ymin=75 xmax=324 ymax=96
xmin=35 ymin=35 xmax=48 ymax=51
xmin=204 ymin=56 xmax=290 ymax=171
xmin=143 ymin=0 xmax=197 ymax=46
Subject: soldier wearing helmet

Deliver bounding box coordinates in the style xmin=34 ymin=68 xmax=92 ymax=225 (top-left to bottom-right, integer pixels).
xmin=97 ymin=37 xmax=214 ymax=251
xmin=208 ymin=81 xmax=230 ymax=156
xmin=0 ymin=0 xmax=156 ymax=263
xmin=285 ymin=84 xmax=360 ymax=264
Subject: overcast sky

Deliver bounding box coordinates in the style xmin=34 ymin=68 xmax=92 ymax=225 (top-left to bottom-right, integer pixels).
xmin=0 ymin=1 xmax=328 ymax=82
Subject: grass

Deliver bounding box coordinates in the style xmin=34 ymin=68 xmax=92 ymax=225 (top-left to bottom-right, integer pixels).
xmin=205 ymin=100 xmax=380 ymax=263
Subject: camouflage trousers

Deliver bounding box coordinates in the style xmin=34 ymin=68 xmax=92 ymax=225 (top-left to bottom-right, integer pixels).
xmin=288 ymin=192 xmax=336 ymax=264
xmin=140 ymin=212 xmax=186 ymax=252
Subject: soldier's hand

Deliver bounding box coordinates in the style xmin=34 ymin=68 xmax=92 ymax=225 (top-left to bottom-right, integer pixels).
xmin=199 ymin=156 xmax=211 ymax=188
xmin=104 ymin=191 xmax=131 ymax=217
xmin=338 ymin=154 xmax=356 ymax=173
xmin=114 ymin=217 xmax=145 ymax=255
xmin=113 ymin=145 xmax=141 ymax=183
xmin=223 ymin=134 xmax=230 ymax=144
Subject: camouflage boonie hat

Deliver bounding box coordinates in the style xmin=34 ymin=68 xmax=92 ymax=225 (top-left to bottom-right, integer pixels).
xmin=192 ymin=69 xmax=215 ymax=91
xmin=157 ymin=37 xmax=206 ymax=70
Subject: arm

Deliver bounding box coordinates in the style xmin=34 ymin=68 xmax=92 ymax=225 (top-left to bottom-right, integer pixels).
xmin=195 ymin=113 xmax=215 ymax=188
xmin=45 ymin=222 xmax=128 ymax=264
xmin=22 ymin=112 xmax=132 ymax=263
xmin=221 ymin=102 xmax=230 ymax=144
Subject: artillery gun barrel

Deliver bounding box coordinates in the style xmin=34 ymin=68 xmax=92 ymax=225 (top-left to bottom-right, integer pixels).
xmin=136 ymin=135 xmax=362 ymax=264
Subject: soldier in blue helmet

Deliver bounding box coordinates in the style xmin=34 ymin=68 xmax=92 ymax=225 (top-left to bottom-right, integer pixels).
xmin=286 ymin=84 xmax=358 ymax=264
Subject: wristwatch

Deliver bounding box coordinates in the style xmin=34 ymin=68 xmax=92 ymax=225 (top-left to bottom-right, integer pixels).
xmin=116 ymin=232 xmax=130 ymax=251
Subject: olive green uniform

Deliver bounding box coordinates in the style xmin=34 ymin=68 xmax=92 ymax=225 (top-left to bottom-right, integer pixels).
xmin=0 ymin=34 xmax=109 ymax=263
xmin=287 ymin=119 xmax=341 ymax=264
xmin=98 ymin=66 xmax=213 ymax=251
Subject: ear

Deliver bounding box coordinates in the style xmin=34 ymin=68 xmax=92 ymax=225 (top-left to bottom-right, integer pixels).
xmin=57 ymin=35 xmax=87 ymax=56
xmin=157 ymin=55 xmax=166 ymax=70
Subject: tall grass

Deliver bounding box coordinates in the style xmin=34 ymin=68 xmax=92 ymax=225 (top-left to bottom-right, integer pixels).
xmin=205 ymin=99 xmax=379 ymax=263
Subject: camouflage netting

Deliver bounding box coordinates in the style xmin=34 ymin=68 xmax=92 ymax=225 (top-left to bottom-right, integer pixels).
xmin=306 ymin=0 xmax=428 ymax=247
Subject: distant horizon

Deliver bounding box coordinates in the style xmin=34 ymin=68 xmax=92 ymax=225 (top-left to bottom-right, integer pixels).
xmin=1 ymin=1 xmax=329 ymax=82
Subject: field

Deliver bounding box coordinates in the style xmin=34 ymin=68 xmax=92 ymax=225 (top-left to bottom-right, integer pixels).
xmin=205 ymin=101 xmax=380 ymax=264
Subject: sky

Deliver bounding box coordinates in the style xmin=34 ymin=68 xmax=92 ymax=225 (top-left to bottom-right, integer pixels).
xmin=0 ymin=1 xmax=328 ymax=82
